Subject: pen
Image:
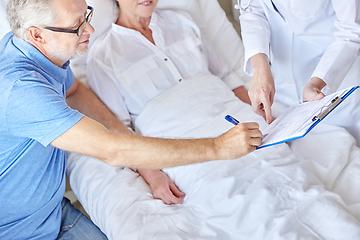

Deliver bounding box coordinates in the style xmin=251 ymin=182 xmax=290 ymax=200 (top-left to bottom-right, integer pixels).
xmin=225 ymin=115 xmax=240 ymax=125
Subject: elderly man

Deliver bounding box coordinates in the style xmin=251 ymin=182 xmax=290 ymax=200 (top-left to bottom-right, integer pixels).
xmin=0 ymin=0 xmax=262 ymax=238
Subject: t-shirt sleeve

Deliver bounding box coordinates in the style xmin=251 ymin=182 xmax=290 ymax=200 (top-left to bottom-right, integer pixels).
xmin=6 ymin=76 xmax=84 ymax=147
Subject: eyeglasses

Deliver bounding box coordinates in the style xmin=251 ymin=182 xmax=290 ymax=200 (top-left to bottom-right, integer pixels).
xmin=44 ymin=6 xmax=93 ymax=37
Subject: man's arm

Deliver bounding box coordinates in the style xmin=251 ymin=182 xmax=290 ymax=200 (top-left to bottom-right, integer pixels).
xmin=66 ymin=78 xmax=187 ymax=204
xmin=51 ymin=115 xmax=262 ymax=169
xmin=66 ymin=78 xmax=129 ymax=134
xmin=62 ymin=78 xmax=262 ymax=169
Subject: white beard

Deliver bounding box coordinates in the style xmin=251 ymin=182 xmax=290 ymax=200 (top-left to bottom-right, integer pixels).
xmin=47 ymin=37 xmax=88 ymax=63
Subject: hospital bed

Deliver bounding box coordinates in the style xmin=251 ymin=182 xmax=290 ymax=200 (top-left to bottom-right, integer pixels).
xmin=2 ymin=0 xmax=360 ymax=239
xmin=67 ymin=0 xmax=360 ymax=239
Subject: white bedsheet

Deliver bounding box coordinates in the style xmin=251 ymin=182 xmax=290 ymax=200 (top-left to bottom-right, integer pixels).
xmin=67 ymin=76 xmax=360 ymax=239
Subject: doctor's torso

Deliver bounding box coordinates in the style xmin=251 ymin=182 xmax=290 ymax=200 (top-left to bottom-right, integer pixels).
xmin=270 ymin=0 xmax=335 ymax=33
xmin=259 ymin=0 xmax=337 ymax=105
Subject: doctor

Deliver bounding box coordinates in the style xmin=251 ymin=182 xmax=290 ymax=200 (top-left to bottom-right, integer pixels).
xmin=238 ymin=0 xmax=360 ymax=145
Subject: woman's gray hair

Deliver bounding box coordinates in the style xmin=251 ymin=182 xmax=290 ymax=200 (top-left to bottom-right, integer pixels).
xmin=7 ymin=0 xmax=58 ymax=41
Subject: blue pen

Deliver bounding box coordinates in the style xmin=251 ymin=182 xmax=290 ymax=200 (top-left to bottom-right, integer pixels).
xmin=225 ymin=115 xmax=240 ymax=125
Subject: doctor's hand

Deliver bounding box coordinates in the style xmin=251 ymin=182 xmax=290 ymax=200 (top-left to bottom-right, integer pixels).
xmin=215 ymin=122 xmax=263 ymax=159
xmin=138 ymin=169 xmax=185 ymax=205
xmin=303 ymin=77 xmax=326 ymax=102
xmin=248 ymin=53 xmax=275 ymax=124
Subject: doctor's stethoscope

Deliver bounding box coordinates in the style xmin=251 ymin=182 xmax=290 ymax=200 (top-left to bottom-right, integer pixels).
xmin=234 ymin=0 xmax=252 ymax=12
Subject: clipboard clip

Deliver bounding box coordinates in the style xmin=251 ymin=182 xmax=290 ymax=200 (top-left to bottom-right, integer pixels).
xmin=312 ymin=96 xmax=342 ymax=122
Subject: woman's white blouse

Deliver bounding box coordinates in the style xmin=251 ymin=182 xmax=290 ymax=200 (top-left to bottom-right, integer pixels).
xmin=87 ymin=10 xmax=243 ymax=128
xmin=240 ymin=0 xmax=360 ymax=105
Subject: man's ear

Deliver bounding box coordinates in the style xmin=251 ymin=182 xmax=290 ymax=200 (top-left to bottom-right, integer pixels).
xmin=28 ymin=27 xmax=46 ymax=44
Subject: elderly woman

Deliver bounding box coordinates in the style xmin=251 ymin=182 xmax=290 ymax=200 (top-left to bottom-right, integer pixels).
xmin=86 ymin=0 xmax=253 ymax=204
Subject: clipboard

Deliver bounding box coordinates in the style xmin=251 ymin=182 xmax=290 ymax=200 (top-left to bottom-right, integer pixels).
xmin=257 ymin=86 xmax=359 ymax=149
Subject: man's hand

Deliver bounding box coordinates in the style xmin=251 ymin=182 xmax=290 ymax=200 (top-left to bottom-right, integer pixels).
xmin=214 ymin=122 xmax=263 ymax=160
xmin=249 ymin=54 xmax=275 ymax=124
xmin=138 ymin=169 xmax=185 ymax=205
xmin=303 ymin=77 xmax=326 ymax=102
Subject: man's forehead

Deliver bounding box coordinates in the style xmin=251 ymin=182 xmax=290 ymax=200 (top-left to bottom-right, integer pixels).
xmin=53 ymin=0 xmax=88 ymax=25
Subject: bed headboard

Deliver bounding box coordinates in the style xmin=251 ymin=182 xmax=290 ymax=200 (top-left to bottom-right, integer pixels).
xmin=0 ymin=0 xmax=250 ymax=87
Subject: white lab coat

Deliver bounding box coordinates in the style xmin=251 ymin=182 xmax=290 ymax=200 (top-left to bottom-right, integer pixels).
xmin=239 ymin=0 xmax=360 ymax=145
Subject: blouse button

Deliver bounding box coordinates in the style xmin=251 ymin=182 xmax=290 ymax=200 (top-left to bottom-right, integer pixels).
xmin=164 ymin=58 xmax=168 ymax=61
xmin=179 ymin=79 xmax=182 ymax=82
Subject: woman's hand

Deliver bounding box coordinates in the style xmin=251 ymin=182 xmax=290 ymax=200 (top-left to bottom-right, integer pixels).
xmin=248 ymin=53 xmax=275 ymax=123
xmin=303 ymin=77 xmax=326 ymax=102
xmin=138 ymin=169 xmax=185 ymax=205
xmin=233 ymin=86 xmax=251 ymax=105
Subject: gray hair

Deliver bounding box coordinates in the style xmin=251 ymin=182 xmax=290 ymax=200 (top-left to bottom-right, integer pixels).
xmin=7 ymin=0 xmax=58 ymax=41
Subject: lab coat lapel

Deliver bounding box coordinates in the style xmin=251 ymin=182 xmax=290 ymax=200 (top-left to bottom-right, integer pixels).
xmin=263 ymin=0 xmax=285 ymax=21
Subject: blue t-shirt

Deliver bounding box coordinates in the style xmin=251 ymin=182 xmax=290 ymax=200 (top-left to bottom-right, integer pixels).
xmin=0 ymin=32 xmax=84 ymax=239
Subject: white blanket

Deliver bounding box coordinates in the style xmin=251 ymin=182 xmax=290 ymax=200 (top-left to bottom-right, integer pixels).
xmin=67 ymin=76 xmax=360 ymax=239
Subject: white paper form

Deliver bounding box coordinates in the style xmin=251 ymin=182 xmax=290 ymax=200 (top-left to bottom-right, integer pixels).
xmin=258 ymin=87 xmax=352 ymax=149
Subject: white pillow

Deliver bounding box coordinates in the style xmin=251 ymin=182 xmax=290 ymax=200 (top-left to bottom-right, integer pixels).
xmin=198 ymin=0 xmax=250 ymax=87
xmin=0 ymin=0 xmax=11 ymax=40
